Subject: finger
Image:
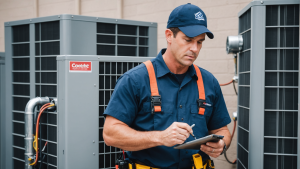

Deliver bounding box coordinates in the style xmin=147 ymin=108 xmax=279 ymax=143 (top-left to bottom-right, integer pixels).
xmin=176 ymin=127 xmax=190 ymax=138
xmin=206 ymin=141 xmax=222 ymax=149
xmin=176 ymin=133 xmax=188 ymax=142
xmin=169 ymin=128 xmax=188 ymax=142
xmin=175 ymin=122 xmax=193 ymax=134
xmin=200 ymin=145 xmax=223 ymax=154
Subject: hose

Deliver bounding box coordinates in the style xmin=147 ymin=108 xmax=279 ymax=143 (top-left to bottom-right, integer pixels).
xmin=29 ymin=103 xmax=55 ymax=166
xmin=224 ymin=120 xmax=237 ymax=164
xmin=219 ymin=80 xmax=234 ymax=86
xmin=233 ymin=81 xmax=238 ymax=95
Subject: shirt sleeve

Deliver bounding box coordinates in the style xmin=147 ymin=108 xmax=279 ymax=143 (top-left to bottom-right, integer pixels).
xmin=103 ymin=74 xmax=139 ymax=126
xmin=207 ymin=77 xmax=232 ymax=130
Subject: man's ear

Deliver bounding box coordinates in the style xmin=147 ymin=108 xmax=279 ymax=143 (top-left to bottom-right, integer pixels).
xmin=165 ymin=29 xmax=173 ymax=44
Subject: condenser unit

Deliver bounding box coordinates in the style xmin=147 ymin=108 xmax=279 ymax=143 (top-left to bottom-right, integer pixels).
xmin=1 ymin=14 xmax=157 ymax=169
xmin=236 ymin=0 xmax=299 ymax=168
xmin=0 ymin=52 xmax=5 ymax=166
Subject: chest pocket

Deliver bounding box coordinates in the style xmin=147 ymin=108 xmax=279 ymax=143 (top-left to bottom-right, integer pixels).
xmin=190 ymin=103 xmax=213 ymax=137
xmin=139 ymin=101 xmax=174 ymax=131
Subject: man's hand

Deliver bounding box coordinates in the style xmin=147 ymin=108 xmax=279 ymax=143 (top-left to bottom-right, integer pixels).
xmin=159 ymin=122 xmax=193 ymax=147
xmin=200 ymin=139 xmax=224 ymax=158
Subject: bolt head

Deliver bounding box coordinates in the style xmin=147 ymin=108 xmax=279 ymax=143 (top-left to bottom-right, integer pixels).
xmin=261 ymin=1 xmax=263 ymax=4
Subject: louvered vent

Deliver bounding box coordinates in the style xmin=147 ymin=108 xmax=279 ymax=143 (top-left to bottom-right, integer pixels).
xmin=264 ymin=5 xmax=298 ymax=169
xmin=97 ymin=23 xmax=149 ymax=56
xmin=237 ymin=8 xmax=251 ymax=169
xmin=98 ymin=61 xmax=141 ymax=168
xmin=11 ymin=24 xmax=30 ymax=168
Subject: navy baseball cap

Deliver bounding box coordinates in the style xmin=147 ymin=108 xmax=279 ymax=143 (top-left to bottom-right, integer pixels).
xmin=167 ymin=3 xmax=214 ymax=39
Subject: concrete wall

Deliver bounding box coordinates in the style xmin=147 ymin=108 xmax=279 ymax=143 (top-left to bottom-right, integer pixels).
xmin=0 ymin=0 xmax=252 ymax=168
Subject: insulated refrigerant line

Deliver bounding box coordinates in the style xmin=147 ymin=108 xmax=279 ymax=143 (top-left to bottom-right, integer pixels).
xmin=24 ymin=97 xmax=57 ymax=169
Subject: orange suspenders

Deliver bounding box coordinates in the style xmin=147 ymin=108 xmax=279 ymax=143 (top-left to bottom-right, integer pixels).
xmin=193 ymin=64 xmax=206 ymax=115
xmin=143 ymin=60 xmax=206 ymax=115
xmin=144 ymin=60 xmax=162 ymax=114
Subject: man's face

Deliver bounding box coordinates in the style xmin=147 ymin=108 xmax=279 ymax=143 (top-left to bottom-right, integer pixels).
xmin=169 ymin=31 xmax=205 ymax=67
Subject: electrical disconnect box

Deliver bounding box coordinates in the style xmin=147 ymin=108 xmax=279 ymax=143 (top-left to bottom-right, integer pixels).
xmin=2 ymin=14 xmax=157 ymax=169
xmin=237 ymin=0 xmax=299 ymax=169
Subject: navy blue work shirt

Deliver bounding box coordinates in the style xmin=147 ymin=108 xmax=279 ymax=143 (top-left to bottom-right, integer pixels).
xmin=104 ymin=49 xmax=231 ymax=169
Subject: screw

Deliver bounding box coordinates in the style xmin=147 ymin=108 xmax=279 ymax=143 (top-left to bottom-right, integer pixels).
xmin=72 ymin=15 xmax=74 ymax=18
xmin=30 ymin=19 xmax=32 ymax=22
xmin=93 ymin=153 xmax=95 ymax=155
xmin=58 ymin=15 xmax=60 ymax=18
xmin=261 ymin=1 xmax=263 ymax=4
xmin=93 ymin=140 xmax=95 ymax=143
xmin=97 ymin=17 xmax=98 ymax=20
xmin=94 ymin=84 xmax=96 ymax=87
xmin=116 ymin=19 xmax=118 ymax=22
xmin=98 ymin=56 xmax=100 ymax=59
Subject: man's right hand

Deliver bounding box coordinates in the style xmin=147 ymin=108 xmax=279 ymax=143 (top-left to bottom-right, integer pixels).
xmin=159 ymin=122 xmax=193 ymax=147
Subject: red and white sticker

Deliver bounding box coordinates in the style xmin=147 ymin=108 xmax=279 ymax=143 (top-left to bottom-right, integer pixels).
xmin=69 ymin=61 xmax=92 ymax=72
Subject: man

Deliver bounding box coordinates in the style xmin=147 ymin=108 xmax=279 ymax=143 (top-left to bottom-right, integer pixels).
xmin=103 ymin=3 xmax=232 ymax=169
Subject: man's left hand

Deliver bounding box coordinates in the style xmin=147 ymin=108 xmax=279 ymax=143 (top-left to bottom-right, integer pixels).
xmin=200 ymin=139 xmax=224 ymax=158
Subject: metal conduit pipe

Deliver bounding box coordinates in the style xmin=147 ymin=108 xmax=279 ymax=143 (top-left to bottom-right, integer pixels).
xmin=24 ymin=97 xmax=51 ymax=169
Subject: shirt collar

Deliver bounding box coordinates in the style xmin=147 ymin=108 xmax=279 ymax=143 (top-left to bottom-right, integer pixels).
xmin=154 ymin=49 xmax=197 ymax=79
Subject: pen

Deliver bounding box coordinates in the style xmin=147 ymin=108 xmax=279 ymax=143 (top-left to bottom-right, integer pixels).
xmin=190 ymin=124 xmax=196 ymax=140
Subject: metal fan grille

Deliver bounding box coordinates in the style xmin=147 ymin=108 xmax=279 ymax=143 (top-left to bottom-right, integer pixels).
xmin=264 ymin=5 xmax=299 ymax=168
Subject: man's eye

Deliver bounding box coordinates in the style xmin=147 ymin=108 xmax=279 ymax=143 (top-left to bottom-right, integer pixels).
xmin=185 ymin=39 xmax=191 ymax=42
xmin=197 ymin=41 xmax=202 ymax=44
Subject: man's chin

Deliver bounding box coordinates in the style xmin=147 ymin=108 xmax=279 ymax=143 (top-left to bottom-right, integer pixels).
xmin=181 ymin=61 xmax=194 ymax=67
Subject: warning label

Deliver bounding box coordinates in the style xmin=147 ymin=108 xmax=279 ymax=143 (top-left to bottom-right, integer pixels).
xmin=69 ymin=61 xmax=92 ymax=72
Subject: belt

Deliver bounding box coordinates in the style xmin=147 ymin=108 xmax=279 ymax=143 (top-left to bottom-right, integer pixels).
xmin=129 ymin=162 xmax=159 ymax=169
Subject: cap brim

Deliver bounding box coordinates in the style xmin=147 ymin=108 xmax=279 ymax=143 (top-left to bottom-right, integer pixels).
xmin=178 ymin=25 xmax=214 ymax=39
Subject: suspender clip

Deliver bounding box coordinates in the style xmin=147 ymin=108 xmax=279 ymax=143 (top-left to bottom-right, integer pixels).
xmin=197 ymin=99 xmax=206 ymax=109
xmin=151 ymin=95 xmax=161 ymax=114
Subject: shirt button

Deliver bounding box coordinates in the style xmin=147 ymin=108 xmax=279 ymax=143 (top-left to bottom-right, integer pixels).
xmin=179 ymin=88 xmax=182 ymax=91
xmin=181 ymin=118 xmax=184 ymax=121
xmin=180 ymin=105 xmax=182 ymax=108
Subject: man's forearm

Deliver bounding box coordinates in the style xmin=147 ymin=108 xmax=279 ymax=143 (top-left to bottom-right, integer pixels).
xmin=103 ymin=116 xmax=162 ymax=151
xmin=103 ymin=115 xmax=194 ymax=151
xmin=209 ymin=126 xmax=231 ymax=149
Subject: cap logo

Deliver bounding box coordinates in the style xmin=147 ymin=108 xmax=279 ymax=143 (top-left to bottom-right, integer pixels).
xmin=195 ymin=11 xmax=205 ymax=21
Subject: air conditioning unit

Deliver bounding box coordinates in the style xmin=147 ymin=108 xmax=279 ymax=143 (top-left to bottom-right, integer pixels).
xmin=237 ymin=1 xmax=299 ymax=169
xmin=0 ymin=52 xmax=5 ymax=167
xmin=2 ymin=14 xmax=157 ymax=169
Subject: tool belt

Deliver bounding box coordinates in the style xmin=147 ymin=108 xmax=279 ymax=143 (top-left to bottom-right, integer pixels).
xmin=126 ymin=154 xmax=215 ymax=169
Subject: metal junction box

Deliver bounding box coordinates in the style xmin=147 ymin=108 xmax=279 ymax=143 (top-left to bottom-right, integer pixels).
xmin=2 ymin=14 xmax=157 ymax=169
xmin=237 ymin=0 xmax=299 ymax=169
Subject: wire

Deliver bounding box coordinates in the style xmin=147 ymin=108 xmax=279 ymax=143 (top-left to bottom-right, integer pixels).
xmin=219 ymin=80 xmax=234 ymax=86
xmin=39 ymin=142 xmax=48 ymax=169
xmin=233 ymin=81 xmax=238 ymax=95
xmin=224 ymin=120 xmax=237 ymax=164
xmin=30 ymin=103 xmax=54 ymax=166
xmin=224 ymin=150 xmax=237 ymax=164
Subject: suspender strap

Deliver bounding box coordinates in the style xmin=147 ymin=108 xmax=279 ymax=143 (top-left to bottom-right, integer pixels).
xmin=193 ymin=64 xmax=206 ymax=115
xmin=144 ymin=60 xmax=162 ymax=114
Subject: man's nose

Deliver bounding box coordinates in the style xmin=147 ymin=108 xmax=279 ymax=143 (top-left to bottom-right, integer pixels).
xmin=190 ymin=41 xmax=198 ymax=52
